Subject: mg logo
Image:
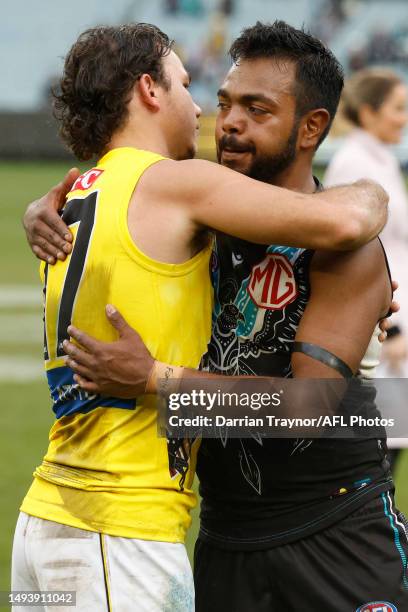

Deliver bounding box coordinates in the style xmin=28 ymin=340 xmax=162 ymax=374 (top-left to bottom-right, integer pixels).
xmin=356 ymin=602 xmax=397 ymax=612
xmin=247 ymin=253 xmax=297 ymax=310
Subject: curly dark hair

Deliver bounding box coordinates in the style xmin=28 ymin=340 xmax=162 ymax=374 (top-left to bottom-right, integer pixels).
xmin=53 ymin=23 xmax=174 ymax=160
xmin=229 ymin=21 xmax=344 ymax=147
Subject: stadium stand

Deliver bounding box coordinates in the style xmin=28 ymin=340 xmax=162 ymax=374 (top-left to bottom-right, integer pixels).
xmin=1 ymin=0 xmax=407 ymax=160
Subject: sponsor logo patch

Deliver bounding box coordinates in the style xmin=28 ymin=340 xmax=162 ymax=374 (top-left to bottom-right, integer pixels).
xmin=356 ymin=602 xmax=397 ymax=612
xmin=71 ymin=168 xmax=104 ymax=191
xmin=247 ymin=253 xmax=297 ymax=310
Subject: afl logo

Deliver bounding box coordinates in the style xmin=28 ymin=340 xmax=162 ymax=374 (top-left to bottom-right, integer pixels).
xmin=71 ymin=168 xmax=104 ymax=191
xmin=356 ymin=602 xmax=397 ymax=612
xmin=247 ymin=253 xmax=297 ymax=310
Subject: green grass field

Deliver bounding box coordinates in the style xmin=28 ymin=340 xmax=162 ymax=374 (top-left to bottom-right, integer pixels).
xmin=1 ymin=161 xmax=408 ymax=608
xmin=0 ymin=161 xmax=201 ymax=604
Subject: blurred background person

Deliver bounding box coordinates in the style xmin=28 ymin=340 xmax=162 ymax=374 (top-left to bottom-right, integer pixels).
xmin=324 ymin=68 xmax=408 ymax=472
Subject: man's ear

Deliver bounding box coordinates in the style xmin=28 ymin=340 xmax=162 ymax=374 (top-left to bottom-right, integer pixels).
xmin=137 ymin=73 xmax=161 ymax=112
xmin=299 ymin=108 xmax=331 ymax=150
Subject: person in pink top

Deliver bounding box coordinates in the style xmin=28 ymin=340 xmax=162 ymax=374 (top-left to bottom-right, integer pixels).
xmin=325 ymin=67 xmax=408 ymax=466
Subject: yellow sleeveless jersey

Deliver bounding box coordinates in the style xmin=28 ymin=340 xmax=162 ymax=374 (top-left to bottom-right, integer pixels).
xmin=21 ymin=147 xmax=213 ymax=543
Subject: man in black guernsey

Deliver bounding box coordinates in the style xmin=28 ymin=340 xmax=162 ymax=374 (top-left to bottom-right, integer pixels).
xmin=189 ymin=23 xmax=405 ymax=612
xmin=22 ymin=21 xmax=407 ymax=612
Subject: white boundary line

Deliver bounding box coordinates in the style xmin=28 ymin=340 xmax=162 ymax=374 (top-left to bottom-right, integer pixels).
xmin=0 ymin=285 xmax=41 ymax=308
xmin=0 ymin=285 xmax=44 ymax=381
xmin=0 ymin=357 xmax=43 ymax=382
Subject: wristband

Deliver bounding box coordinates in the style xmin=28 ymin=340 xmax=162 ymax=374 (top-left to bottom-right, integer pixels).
xmin=145 ymin=360 xmax=184 ymax=394
xmin=292 ymin=341 xmax=353 ymax=378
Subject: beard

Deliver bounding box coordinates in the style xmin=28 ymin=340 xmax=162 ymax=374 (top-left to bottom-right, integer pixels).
xmin=217 ymin=120 xmax=299 ymax=183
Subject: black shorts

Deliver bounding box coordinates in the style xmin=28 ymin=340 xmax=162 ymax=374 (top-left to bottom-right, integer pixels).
xmin=194 ymin=493 xmax=408 ymax=612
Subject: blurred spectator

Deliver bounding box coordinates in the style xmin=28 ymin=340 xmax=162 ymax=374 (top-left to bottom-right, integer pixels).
xmin=180 ymin=0 xmax=203 ymax=16
xmin=164 ymin=0 xmax=179 ymax=14
xmin=163 ymin=0 xmax=203 ymax=16
xmin=186 ymin=12 xmax=230 ymax=112
xmin=324 ymin=68 xmax=408 ymax=471
xmin=219 ymin=0 xmax=234 ymax=17
xmin=366 ymin=29 xmax=399 ymax=64
xmin=348 ymin=46 xmax=369 ymax=72
xmin=312 ymin=0 xmax=347 ymax=44
xmin=347 ymin=26 xmax=408 ymax=71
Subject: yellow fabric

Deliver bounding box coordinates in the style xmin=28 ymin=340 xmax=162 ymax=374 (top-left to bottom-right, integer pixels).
xmin=21 ymin=147 xmax=212 ymax=542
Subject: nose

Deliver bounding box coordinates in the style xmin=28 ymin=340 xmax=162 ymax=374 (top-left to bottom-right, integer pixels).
xmin=195 ymin=103 xmax=202 ymax=118
xmin=221 ymin=107 xmax=245 ymax=134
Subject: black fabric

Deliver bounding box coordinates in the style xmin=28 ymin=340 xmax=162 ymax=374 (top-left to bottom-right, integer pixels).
xmin=292 ymin=341 xmax=353 ymax=378
xmin=198 ymin=436 xmax=392 ymax=550
xmin=197 ymin=177 xmax=394 ymax=549
xmin=194 ymin=493 xmax=408 ymax=612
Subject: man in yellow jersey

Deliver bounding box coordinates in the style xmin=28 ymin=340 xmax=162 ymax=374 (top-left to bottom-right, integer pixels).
xmin=17 ymin=23 xmax=389 ymax=612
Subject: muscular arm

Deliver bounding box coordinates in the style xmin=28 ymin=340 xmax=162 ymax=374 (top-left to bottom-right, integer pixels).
xmin=23 ymin=158 xmax=388 ymax=263
xmin=64 ymin=240 xmax=391 ymax=400
xmin=159 ymin=239 xmax=391 ymax=383
xmin=139 ymin=159 xmax=388 ymax=252
xmin=291 ymin=239 xmax=391 ymax=378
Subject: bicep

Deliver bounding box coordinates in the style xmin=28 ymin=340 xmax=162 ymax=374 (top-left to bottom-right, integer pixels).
xmin=184 ymin=160 xmax=307 ymax=243
xmin=180 ymin=160 xmax=349 ymax=250
xmin=292 ymin=243 xmax=390 ymax=378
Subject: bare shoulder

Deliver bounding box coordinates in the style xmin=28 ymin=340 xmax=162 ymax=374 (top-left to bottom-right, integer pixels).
xmin=139 ymin=158 xmax=221 ymax=199
xmin=311 ymin=238 xmax=387 ymax=275
xmin=311 ymin=239 xmax=391 ymax=316
xmin=136 ymin=158 xmax=252 ymax=230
